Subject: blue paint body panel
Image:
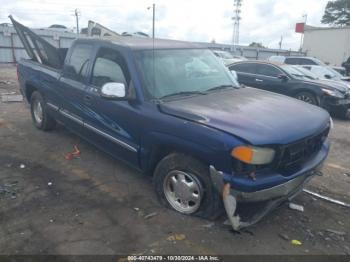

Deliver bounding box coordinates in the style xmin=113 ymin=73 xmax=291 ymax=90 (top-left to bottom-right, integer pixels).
xmin=17 ymin=38 xmax=331 ymax=194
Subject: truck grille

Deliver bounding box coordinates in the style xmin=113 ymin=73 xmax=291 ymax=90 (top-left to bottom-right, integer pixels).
xmin=275 ymin=127 xmax=329 ymax=171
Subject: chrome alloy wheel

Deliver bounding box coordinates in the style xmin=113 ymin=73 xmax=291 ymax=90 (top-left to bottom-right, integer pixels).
xmin=33 ymin=99 xmax=43 ymax=124
xmin=296 ymin=94 xmax=314 ymax=104
xmin=163 ymin=170 xmax=203 ymax=214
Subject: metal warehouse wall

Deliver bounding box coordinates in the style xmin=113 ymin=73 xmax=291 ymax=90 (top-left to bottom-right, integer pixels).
xmin=1 ymin=23 xmax=305 ymax=64
xmin=303 ymin=26 xmax=350 ymax=66
xmin=0 ymin=24 xmax=77 ymax=63
xmin=196 ymin=42 xmax=305 ymax=60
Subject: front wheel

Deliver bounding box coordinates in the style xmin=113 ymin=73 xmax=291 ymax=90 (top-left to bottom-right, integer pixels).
xmin=153 ymin=153 xmax=222 ymax=220
xmin=294 ymin=91 xmax=318 ymax=106
xmin=30 ymin=91 xmax=56 ymax=131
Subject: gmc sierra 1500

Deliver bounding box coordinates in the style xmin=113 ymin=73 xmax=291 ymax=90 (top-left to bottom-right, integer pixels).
xmin=11 ymin=16 xmax=331 ymax=230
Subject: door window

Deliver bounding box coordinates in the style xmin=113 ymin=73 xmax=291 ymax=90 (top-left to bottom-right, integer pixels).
xmin=256 ymin=64 xmax=282 ymax=77
xmin=65 ymin=44 xmax=93 ymax=81
xmin=229 ymin=63 xmax=256 ymax=74
xmin=298 ymin=58 xmax=317 ymax=65
xmin=91 ymin=48 xmax=129 ymax=88
xmin=285 ymin=58 xmax=300 ymax=65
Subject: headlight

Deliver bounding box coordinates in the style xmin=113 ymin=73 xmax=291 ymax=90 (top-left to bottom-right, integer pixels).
xmin=231 ymin=146 xmax=275 ymax=165
xmin=329 ymin=117 xmax=334 ymax=129
xmin=322 ymin=88 xmax=345 ymax=98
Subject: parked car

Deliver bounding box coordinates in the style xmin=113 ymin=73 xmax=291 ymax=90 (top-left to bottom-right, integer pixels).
xmin=12 ymin=16 xmax=331 ymax=230
xmin=228 ymin=61 xmax=350 ymax=118
xmin=268 ymin=55 xmax=346 ymax=76
xmin=300 ymin=65 xmax=350 ymax=83
xmin=212 ymin=50 xmax=247 ymax=65
xmin=342 ymin=57 xmax=350 ymax=76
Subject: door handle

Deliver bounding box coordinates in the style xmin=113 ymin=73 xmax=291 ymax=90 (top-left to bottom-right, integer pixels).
xmin=84 ymin=95 xmax=92 ymax=104
xmin=255 ymin=79 xmax=263 ymax=82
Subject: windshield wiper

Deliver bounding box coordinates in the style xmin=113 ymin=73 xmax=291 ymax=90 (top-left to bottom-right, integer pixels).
xmin=206 ymin=84 xmax=235 ymax=92
xmin=159 ymin=91 xmax=207 ymax=100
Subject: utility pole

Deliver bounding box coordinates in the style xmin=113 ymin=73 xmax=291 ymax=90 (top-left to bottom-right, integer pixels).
xmin=299 ymin=13 xmax=307 ymax=51
xmin=148 ymin=3 xmax=155 ymax=38
xmin=74 ymin=9 xmax=80 ymax=36
xmin=232 ymin=0 xmax=243 ymax=52
xmin=279 ymin=36 xmax=283 ymax=49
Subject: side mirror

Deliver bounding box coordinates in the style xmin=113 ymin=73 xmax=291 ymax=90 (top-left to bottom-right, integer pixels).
xmin=230 ymin=70 xmax=238 ymax=81
xmin=100 ymin=82 xmax=126 ymax=100
xmin=278 ymin=74 xmax=288 ymax=82
xmin=324 ymin=74 xmax=332 ymax=79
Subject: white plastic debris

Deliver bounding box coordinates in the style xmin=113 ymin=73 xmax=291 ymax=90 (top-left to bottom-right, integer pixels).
xmin=303 ymin=189 xmax=350 ymax=208
xmin=289 ymin=202 xmax=304 ymax=212
xmin=1 ymin=94 xmax=23 ymax=102
xmin=48 ymin=182 xmax=53 ymax=186
xmin=19 ymin=164 xmax=25 ymax=169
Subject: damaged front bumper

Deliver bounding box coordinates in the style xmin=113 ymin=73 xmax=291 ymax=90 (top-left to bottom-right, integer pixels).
xmin=210 ymin=141 xmax=329 ymax=231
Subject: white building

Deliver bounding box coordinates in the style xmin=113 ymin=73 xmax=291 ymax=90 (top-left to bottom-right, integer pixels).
xmin=302 ymin=25 xmax=350 ymax=67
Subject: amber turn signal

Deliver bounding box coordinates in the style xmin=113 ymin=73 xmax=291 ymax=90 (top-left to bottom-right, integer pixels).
xmin=231 ymin=146 xmax=275 ymax=165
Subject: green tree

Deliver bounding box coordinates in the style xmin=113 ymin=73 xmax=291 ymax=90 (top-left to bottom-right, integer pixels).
xmin=322 ymin=0 xmax=350 ymax=26
xmin=248 ymin=42 xmax=265 ymax=48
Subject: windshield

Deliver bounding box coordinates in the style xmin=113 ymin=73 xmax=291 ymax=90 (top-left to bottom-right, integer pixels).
xmin=291 ymin=66 xmax=318 ymax=80
xmin=135 ymin=49 xmax=239 ymax=99
xmin=311 ymin=66 xmax=343 ymax=80
xmin=281 ymin=65 xmax=312 ymax=80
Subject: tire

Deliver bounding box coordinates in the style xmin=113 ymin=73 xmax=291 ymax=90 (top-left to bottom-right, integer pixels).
xmin=153 ymin=153 xmax=223 ymax=220
xmin=294 ymin=91 xmax=318 ymax=106
xmin=30 ymin=91 xmax=56 ymax=131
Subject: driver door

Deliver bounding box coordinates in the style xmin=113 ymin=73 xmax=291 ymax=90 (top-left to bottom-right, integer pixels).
xmin=83 ymin=47 xmax=140 ymax=165
xmin=254 ymin=64 xmax=288 ymax=95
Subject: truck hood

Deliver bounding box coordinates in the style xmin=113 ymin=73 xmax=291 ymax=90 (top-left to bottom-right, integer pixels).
xmin=159 ymin=88 xmax=330 ymax=145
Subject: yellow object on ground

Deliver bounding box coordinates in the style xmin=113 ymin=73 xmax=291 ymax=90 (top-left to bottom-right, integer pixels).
xmin=291 ymin=239 xmax=302 ymax=246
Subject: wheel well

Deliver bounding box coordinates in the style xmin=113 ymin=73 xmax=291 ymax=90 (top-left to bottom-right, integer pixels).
xmin=147 ymin=145 xmax=208 ymax=176
xmin=25 ymin=83 xmax=38 ymax=102
xmin=147 ymin=145 xmax=175 ymax=175
xmin=293 ymin=89 xmax=320 ymax=105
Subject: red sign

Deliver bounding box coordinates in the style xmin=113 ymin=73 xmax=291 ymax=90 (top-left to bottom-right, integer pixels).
xmin=295 ymin=23 xmax=305 ymax=33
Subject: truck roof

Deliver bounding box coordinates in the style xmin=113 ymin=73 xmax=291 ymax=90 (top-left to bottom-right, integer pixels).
xmin=76 ymin=36 xmax=204 ymax=50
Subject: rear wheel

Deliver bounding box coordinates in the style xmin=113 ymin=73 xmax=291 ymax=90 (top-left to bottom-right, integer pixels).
xmin=30 ymin=91 xmax=56 ymax=131
xmin=153 ymin=153 xmax=223 ymax=220
xmin=294 ymin=91 xmax=318 ymax=106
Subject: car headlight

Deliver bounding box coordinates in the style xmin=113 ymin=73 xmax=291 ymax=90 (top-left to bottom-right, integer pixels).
xmin=231 ymin=146 xmax=275 ymax=165
xmin=322 ymin=88 xmax=345 ymax=98
xmin=329 ymin=117 xmax=334 ymax=129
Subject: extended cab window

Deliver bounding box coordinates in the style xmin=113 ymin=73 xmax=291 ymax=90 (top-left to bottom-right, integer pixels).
xmin=229 ymin=63 xmax=256 ymax=74
xmin=65 ymin=44 xmax=93 ymax=81
xmin=256 ymin=64 xmax=281 ymax=77
xmin=91 ymin=48 xmax=129 ymax=87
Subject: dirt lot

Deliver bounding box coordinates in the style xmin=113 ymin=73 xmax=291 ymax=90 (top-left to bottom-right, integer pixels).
xmin=0 ymin=65 xmax=349 ymax=255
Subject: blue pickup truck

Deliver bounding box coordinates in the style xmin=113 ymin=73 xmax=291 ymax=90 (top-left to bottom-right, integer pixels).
xmin=12 ymin=17 xmax=331 ymax=230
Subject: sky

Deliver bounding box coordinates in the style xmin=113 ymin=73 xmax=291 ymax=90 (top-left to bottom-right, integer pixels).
xmin=0 ymin=0 xmax=330 ymax=50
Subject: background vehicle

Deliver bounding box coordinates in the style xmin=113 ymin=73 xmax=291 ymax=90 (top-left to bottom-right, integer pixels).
xmin=268 ymin=55 xmax=346 ymax=76
xmin=229 ymin=61 xmax=350 ymax=118
xmin=301 ymin=65 xmax=350 ymax=83
xmin=13 ymin=16 xmax=331 ymax=229
xmin=342 ymin=57 xmax=350 ymax=76
xmin=292 ymin=65 xmax=350 ymax=90
xmin=212 ymin=50 xmax=247 ymax=65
